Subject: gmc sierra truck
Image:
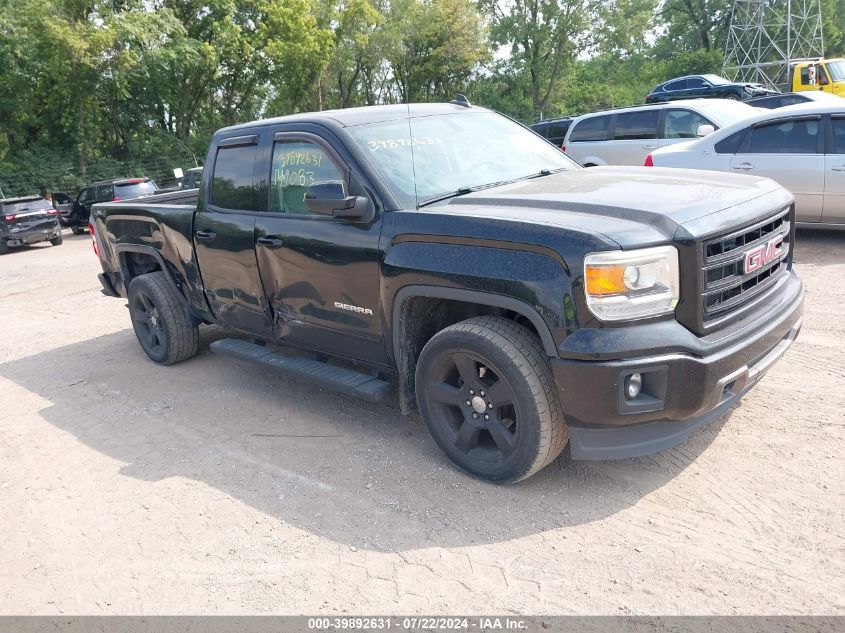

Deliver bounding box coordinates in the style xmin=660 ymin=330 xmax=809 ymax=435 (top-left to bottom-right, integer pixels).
xmin=91 ymin=102 xmax=804 ymax=483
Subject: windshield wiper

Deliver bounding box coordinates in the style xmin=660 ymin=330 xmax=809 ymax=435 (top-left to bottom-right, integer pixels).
xmin=517 ymin=166 xmax=570 ymax=181
xmin=417 ymin=167 xmax=569 ymax=208
xmin=417 ymin=186 xmax=474 ymax=208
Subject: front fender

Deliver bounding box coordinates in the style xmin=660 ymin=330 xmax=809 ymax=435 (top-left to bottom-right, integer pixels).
xmin=383 ymin=240 xmax=577 ymax=360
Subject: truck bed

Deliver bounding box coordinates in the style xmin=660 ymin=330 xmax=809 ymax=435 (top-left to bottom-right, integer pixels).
xmin=134 ymin=189 xmax=199 ymax=206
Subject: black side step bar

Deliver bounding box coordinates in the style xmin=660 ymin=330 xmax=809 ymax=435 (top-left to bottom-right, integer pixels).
xmin=210 ymin=338 xmax=391 ymax=403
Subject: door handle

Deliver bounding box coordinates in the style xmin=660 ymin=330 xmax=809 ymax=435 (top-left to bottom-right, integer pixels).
xmin=195 ymin=230 xmax=216 ymax=240
xmin=732 ymin=162 xmax=755 ymax=171
xmin=831 ymin=165 xmax=845 ymax=172
xmin=256 ymin=236 xmax=284 ymax=248
xmin=643 ymin=144 xmax=657 ymax=150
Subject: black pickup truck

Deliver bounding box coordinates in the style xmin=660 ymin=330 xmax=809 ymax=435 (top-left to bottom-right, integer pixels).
xmin=91 ymin=103 xmax=804 ymax=483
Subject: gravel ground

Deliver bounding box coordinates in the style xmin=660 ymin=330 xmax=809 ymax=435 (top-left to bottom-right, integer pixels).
xmin=0 ymin=230 xmax=842 ymax=615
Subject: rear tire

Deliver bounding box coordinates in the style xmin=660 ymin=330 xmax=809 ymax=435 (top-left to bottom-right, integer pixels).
xmin=0 ymin=240 xmax=7 ymax=254
xmin=50 ymin=234 xmax=63 ymax=246
xmin=71 ymin=226 xmax=84 ymax=235
xmin=415 ymin=316 xmax=569 ymax=483
xmin=127 ymin=271 xmax=199 ymax=365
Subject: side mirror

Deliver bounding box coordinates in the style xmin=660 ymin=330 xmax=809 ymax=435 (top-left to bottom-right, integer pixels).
xmin=696 ymin=124 xmax=716 ymax=137
xmin=305 ymin=181 xmax=369 ymax=220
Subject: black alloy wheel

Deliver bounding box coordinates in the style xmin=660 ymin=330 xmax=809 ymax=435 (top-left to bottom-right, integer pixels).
xmin=416 ymin=316 xmax=569 ymax=483
xmin=127 ymin=271 xmax=199 ymax=365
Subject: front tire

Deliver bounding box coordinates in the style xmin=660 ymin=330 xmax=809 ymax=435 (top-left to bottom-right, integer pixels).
xmin=70 ymin=226 xmax=84 ymax=235
xmin=127 ymin=271 xmax=199 ymax=365
xmin=725 ymin=93 xmax=742 ymax=101
xmin=50 ymin=234 xmax=63 ymax=246
xmin=415 ymin=316 xmax=568 ymax=483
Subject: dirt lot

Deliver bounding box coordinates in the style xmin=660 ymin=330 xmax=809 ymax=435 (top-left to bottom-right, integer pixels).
xmin=0 ymin=230 xmax=842 ymax=615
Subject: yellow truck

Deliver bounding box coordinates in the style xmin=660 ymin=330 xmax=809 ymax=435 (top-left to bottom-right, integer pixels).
xmin=789 ymin=58 xmax=845 ymax=96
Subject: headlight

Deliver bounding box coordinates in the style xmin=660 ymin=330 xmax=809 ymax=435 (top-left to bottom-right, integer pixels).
xmin=584 ymin=246 xmax=680 ymax=321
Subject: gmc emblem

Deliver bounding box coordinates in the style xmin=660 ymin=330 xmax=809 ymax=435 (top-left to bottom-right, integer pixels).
xmin=744 ymin=235 xmax=786 ymax=274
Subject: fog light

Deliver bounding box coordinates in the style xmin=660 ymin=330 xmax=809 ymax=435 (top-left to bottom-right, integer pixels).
xmin=625 ymin=373 xmax=643 ymax=399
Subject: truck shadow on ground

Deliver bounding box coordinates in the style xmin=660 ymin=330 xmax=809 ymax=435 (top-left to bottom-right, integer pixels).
xmin=0 ymin=325 xmax=732 ymax=553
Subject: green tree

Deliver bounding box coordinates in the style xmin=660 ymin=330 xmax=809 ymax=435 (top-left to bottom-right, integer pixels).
xmin=389 ymin=0 xmax=489 ymax=102
xmin=482 ymin=0 xmax=595 ymax=119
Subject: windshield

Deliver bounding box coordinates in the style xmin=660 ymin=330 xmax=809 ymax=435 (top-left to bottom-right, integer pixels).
xmin=827 ymin=61 xmax=845 ymax=81
xmin=347 ymin=111 xmax=578 ymax=208
xmin=2 ymin=198 xmax=52 ymax=213
xmin=115 ymin=181 xmax=157 ymax=199
xmin=702 ymin=74 xmax=730 ymax=85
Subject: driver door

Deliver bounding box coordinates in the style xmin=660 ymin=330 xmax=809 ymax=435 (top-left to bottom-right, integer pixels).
xmin=253 ymin=130 xmax=386 ymax=365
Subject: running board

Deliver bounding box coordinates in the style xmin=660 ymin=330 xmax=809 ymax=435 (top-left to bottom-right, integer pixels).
xmin=210 ymin=338 xmax=390 ymax=403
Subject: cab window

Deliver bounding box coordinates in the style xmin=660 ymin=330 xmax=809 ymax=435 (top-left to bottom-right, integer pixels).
xmin=569 ymin=115 xmax=611 ymax=142
xmin=210 ymin=144 xmax=257 ymax=211
xmin=270 ymin=140 xmax=344 ymax=215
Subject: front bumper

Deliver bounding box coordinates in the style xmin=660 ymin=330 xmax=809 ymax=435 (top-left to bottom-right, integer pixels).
xmin=552 ymin=271 xmax=804 ymax=460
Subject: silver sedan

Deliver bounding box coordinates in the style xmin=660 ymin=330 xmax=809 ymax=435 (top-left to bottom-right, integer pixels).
xmin=647 ymin=102 xmax=845 ymax=228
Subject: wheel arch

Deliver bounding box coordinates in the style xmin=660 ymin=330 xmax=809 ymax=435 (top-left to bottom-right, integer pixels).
xmin=391 ymin=285 xmax=558 ymax=414
xmin=115 ymin=244 xmax=186 ymax=305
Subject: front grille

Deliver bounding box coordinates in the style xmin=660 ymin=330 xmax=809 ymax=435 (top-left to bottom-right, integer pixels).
xmin=700 ymin=207 xmax=791 ymax=322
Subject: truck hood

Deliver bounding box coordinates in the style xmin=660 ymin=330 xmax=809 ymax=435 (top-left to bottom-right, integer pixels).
xmin=434 ymin=166 xmax=792 ymax=248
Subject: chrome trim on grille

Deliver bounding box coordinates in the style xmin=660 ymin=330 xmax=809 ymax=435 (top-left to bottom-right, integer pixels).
xmin=701 ymin=207 xmax=791 ymax=321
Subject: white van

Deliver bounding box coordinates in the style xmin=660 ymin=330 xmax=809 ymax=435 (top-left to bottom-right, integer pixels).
xmin=562 ymin=99 xmax=757 ymax=166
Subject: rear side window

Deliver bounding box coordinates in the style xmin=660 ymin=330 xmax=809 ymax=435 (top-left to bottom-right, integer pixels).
xmin=569 ymin=115 xmax=611 ymax=142
xmin=115 ymin=181 xmax=157 ymax=199
xmin=831 ymin=118 xmax=845 ymax=154
xmin=546 ymin=122 xmax=570 ymax=142
xmin=664 ymin=109 xmax=715 ymax=139
xmin=96 ymin=184 xmax=113 ymax=200
xmin=714 ymin=130 xmax=746 ymax=154
xmin=530 ymin=123 xmax=549 ymax=138
xmin=210 ymin=145 xmax=257 ymax=210
xmin=270 ymin=140 xmax=344 ymax=215
xmin=613 ymin=110 xmax=658 ymax=140
xmin=745 ymin=118 xmax=820 ymax=154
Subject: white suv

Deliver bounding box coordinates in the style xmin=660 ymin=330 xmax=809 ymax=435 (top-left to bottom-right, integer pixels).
xmin=562 ymin=99 xmax=757 ymax=167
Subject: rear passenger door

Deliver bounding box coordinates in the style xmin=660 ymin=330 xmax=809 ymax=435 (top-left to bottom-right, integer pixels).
xmin=193 ymin=133 xmax=272 ymax=334
xmin=823 ymin=116 xmax=845 ymax=224
xmin=605 ymin=109 xmax=660 ymax=165
xmin=729 ymin=116 xmax=825 ymax=223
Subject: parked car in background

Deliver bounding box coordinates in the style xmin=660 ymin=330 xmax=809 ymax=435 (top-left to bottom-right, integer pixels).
xmin=646 ymin=74 xmax=779 ymax=103
xmin=746 ymin=90 xmax=841 ymax=109
xmin=646 ymin=102 xmax=845 ymax=228
xmin=62 ymin=177 xmax=157 ymax=234
xmin=562 ymin=99 xmax=757 ymax=167
xmin=1 ymin=195 xmax=62 ymax=253
xmin=180 ymin=166 xmax=203 ymax=189
xmin=530 ymin=117 xmax=572 ymax=148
